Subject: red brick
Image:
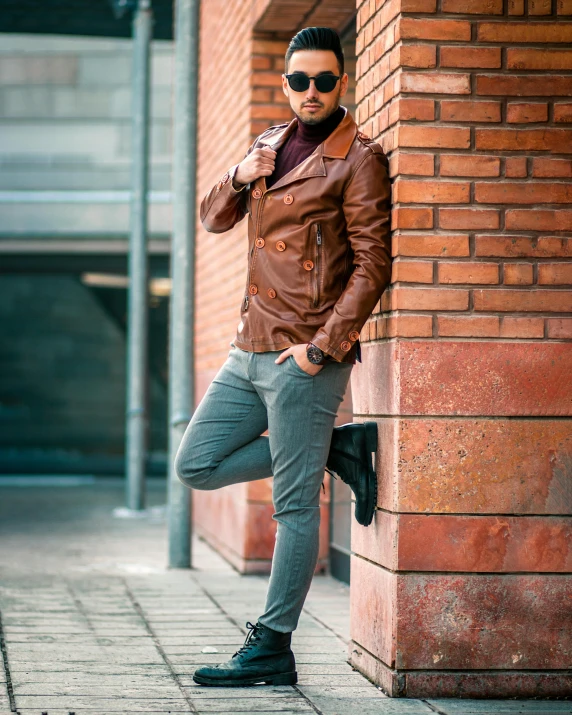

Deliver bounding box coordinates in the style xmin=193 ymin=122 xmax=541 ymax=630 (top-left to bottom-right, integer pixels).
xmin=442 ymin=0 xmax=502 ymax=11
xmin=400 ymin=71 xmax=471 ymax=94
xmin=474 ymin=289 xmax=572 ymax=312
xmin=508 ymin=48 xmax=572 ymax=70
xmin=554 ymin=102 xmax=572 ymax=123
xmin=477 ymin=22 xmax=572 ymax=43
xmin=500 ymin=316 xmax=544 ymax=338
xmin=506 ymin=102 xmax=549 ymax=123
xmin=440 ymin=100 xmax=501 ymax=123
xmin=505 ymin=209 xmax=572 ymax=231
xmin=392 ymin=259 xmax=433 ymax=283
xmin=399 ymin=43 xmax=436 ymax=68
xmin=505 ymin=157 xmax=527 ymax=177
xmin=392 ymin=206 xmax=434 ymax=229
xmin=390 ymin=287 xmax=469 ymax=311
xmin=393 ymin=233 xmax=470 ymax=257
xmin=399 ymin=125 xmax=471 ymax=149
xmin=398 ymin=17 xmax=472 ymax=41
xmin=538 ymin=262 xmax=572 ymax=285
xmin=532 ymin=158 xmax=572 ymax=177
xmin=438 ymin=315 xmax=500 ymax=337
xmin=390 ymin=97 xmax=435 ymax=122
xmin=439 ymin=208 xmax=500 ymax=229
xmin=440 ymin=154 xmax=500 ymax=177
xmin=394 ymin=179 xmax=470 ymax=204
xmin=440 ymin=46 xmax=501 ymax=68
xmin=475 ymin=235 xmax=572 ymax=258
xmin=392 ymin=152 xmax=435 ymax=176
xmin=547 ymin=318 xmax=572 ymax=339
xmin=504 ymin=263 xmax=534 ymax=285
xmin=476 ymin=182 xmax=572 ymax=204
xmin=476 ymin=128 xmax=572 ymax=152
xmin=387 ymin=314 xmax=433 ymax=337
xmin=438 ymin=262 xmax=499 ymax=284
xmin=401 ymin=0 xmax=437 ymax=10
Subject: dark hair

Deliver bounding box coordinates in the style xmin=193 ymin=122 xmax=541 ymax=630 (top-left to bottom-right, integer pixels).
xmin=285 ymin=27 xmax=344 ymax=75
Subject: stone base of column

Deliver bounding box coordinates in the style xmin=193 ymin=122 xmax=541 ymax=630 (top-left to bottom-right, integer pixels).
xmin=349 ymin=642 xmax=572 ymax=698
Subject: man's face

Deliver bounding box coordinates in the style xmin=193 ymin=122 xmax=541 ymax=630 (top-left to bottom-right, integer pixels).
xmin=282 ymin=49 xmax=348 ymax=125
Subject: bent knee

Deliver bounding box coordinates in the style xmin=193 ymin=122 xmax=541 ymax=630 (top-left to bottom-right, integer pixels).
xmin=174 ymin=451 xmax=215 ymax=490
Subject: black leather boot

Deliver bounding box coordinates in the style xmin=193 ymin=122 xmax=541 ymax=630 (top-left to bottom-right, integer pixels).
xmin=326 ymin=421 xmax=378 ymax=527
xmin=192 ymin=620 xmax=297 ymax=687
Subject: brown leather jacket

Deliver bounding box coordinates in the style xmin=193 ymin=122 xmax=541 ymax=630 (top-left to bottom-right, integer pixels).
xmin=199 ymin=106 xmax=392 ymax=364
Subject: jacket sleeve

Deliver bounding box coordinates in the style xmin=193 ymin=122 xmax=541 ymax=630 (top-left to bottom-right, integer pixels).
xmin=199 ymin=142 xmax=256 ymax=234
xmin=309 ymin=149 xmax=392 ymax=362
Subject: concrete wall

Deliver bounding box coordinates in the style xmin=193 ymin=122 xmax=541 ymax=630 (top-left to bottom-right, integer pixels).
xmin=0 ymin=33 xmax=174 ymax=238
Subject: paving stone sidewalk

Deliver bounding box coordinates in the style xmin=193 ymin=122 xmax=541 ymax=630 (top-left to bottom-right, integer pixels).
xmin=0 ymin=478 xmax=570 ymax=715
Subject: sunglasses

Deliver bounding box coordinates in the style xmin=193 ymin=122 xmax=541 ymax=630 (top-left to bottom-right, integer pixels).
xmin=285 ymin=72 xmax=341 ymax=93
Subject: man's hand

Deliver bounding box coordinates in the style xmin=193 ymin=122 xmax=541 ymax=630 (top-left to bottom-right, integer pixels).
xmin=275 ymin=343 xmax=324 ymax=376
xmin=234 ymin=147 xmax=277 ymax=187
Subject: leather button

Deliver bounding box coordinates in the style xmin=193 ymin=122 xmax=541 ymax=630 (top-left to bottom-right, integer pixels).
xmin=276 ymin=241 xmax=286 ymax=251
xmin=248 ymin=284 xmax=258 ymax=295
xmin=252 ymin=188 xmax=262 ymax=199
xmin=340 ymin=341 xmax=352 ymax=351
xmin=303 ymin=260 xmax=314 ymax=271
xmin=349 ymin=330 xmax=360 ymax=341
xmin=284 ymin=194 xmax=293 ymax=204
xmin=267 ymin=288 xmax=276 ymax=298
xmin=255 ymin=237 xmax=265 ymax=248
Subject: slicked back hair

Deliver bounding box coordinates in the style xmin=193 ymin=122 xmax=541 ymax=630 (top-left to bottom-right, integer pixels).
xmin=285 ymin=27 xmax=344 ymax=75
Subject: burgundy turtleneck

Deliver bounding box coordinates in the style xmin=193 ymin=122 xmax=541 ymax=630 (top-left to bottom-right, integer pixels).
xmin=266 ymin=105 xmax=345 ymax=189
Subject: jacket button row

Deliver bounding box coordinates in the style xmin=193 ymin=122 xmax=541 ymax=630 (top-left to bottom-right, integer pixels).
xmin=249 ymin=284 xmax=258 ymax=295
xmin=349 ymin=330 xmax=360 ymax=341
xmin=284 ymin=194 xmax=293 ymax=204
xmin=340 ymin=341 xmax=351 ymax=351
xmin=252 ymin=188 xmax=262 ymax=199
xmin=255 ymin=237 xmax=265 ymax=248
xmin=267 ymin=288 xmax=276 ymax=298
xmin=303 ymin=260 xmax=314 ymax=271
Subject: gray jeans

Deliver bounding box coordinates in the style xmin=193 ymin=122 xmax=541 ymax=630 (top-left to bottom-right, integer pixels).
xmin=174 ymin=342 xmax=353 ymax=633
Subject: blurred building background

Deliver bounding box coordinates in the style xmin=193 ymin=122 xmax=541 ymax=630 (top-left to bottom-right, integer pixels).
xmin=0 ymin=32 xmax=174 ymax=475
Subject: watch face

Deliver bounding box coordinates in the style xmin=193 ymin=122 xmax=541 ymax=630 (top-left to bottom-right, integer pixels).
xmin=307 ymin=345 xmax=324 ymax=364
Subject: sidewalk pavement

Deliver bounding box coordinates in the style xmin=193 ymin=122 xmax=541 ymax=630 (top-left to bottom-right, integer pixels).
xmin=0 ymin=477 xmax=569 ymax=715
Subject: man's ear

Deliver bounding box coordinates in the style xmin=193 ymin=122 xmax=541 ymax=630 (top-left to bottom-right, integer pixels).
xmin=339 ymin=72 xmax=349 ymax=98
xmin=281 ymin=74 xmax=289 ymax=98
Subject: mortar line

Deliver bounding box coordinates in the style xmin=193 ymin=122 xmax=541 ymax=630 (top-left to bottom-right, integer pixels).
xmin=123 ymin=579 xmax=199 ymax=714
xmin=0 ymin=611 xmax=17 ymax=712
xmin=193 ymin=576 xmax=326 ymax=715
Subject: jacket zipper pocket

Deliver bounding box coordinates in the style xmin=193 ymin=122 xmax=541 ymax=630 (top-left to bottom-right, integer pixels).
xmin=312 ymin=222 xmax=322 ymax=308
xmin=244 ymin=245 xmax=254 ymax=311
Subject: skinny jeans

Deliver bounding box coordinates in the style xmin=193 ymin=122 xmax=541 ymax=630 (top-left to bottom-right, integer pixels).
xmin=174 ymin=342 xmax=353 ymax=633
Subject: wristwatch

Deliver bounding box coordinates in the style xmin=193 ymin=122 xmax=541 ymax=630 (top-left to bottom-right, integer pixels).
xmin=306 ymin=342 xmax=329 ymax=365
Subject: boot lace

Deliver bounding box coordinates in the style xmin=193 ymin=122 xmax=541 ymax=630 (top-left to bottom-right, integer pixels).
xmin=232 ymin=621 xmax=262 ymax=658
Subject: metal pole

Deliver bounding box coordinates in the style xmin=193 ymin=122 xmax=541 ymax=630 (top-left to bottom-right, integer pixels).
xmin=167 ymin=0 xmax=199 ymax=567
xmin=125 ymin=0 xmax=152 ymax=511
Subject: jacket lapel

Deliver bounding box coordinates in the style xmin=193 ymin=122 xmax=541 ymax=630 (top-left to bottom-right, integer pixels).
xmin=254 ymin=106 xmax=358 ymax=194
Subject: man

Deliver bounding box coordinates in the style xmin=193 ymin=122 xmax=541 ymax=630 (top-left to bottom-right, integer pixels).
xmin=175 ymin=26 xmax=392 ymax=687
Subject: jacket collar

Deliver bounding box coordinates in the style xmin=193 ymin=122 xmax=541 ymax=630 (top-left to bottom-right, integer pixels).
xmin=255 ymin=106 xmax=357 ymax=193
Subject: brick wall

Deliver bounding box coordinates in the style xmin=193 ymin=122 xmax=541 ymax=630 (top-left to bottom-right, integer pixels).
xmin=355 ymin=0 xmax=572 ymax=345
xmin=349 ymin=0 xmax=572 ymax=697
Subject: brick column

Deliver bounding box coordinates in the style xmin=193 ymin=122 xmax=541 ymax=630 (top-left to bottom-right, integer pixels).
xmin=349 ymin=0 xmax=572 ymax=698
